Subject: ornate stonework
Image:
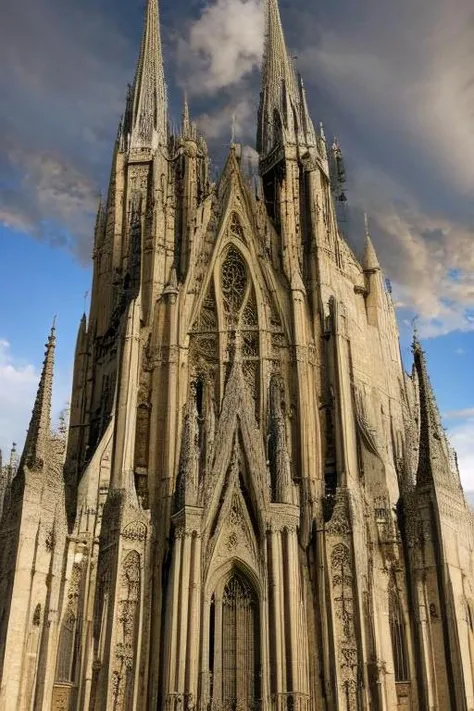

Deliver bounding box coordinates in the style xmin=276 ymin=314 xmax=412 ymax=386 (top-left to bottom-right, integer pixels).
xmin=1 ymin=0 xmax=473 ymax=710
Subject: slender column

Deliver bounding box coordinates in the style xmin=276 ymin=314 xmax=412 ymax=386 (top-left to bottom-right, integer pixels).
xmin=213 ymin=595 xmax=223 ymax=706
xmin=164 ymin=533 xmax=182 ymax=693
xmin=270 ymin=530 xmax=283 ymax=695
xmin=286 ymin=528 xmax=300 ymax=693
xmin=276 ymin=531 xmax=287 ymax=694
xmin=176 ymin=532 xmax=192 ymax=691
xmin=186 ymin=533 xmax=202 ymax=700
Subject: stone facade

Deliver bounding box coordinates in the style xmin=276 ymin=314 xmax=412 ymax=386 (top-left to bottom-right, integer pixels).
xmin=1 ymin=0 xmax=474 ymax=709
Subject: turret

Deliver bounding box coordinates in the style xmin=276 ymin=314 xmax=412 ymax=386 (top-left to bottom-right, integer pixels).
xmin=129 ymin=0 xmax=167 ymax=151
xmin=363 ymin=215 xmax=385 ymax=326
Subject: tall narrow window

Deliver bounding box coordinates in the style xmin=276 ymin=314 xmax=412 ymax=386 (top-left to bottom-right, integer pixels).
xmin=389 ymin=591 xmax=409 ymax=681
xmin=210 ymin=573 xmax=260 ymax=710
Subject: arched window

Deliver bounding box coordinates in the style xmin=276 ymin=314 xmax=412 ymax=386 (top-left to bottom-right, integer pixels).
xmin=209 ymin=572 xmax=260 ymax=710
xmin=389 ymin=590 xmax=409 ymax=681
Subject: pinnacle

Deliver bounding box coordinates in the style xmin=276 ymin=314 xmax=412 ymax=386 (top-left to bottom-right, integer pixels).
xmin=362 ymin=214 xmax=380 ymax=272
xmin=182 ymin=93 xmax=191 ymax=139
xmin=21 ymin=320 xmax=56 ymax=469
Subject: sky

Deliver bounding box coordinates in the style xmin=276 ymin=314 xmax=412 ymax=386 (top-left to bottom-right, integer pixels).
xmin=0 ymin=0 xmax=473 ymax=487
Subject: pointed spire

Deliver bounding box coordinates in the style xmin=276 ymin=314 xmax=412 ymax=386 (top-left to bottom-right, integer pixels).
xmin=412 ymin=337 xmax=462 ymax=492
xmin=130 ymin=0 xmax=167 ymax=150
xmin=93 ymin=195 xmax=106 ymax=254
xmin=181 ymin=93 xmax=191 ymax=139
xmin=257 ymin=0 xmax=316 ymax=158
xmin=22 ymin=320 xmax=56 ymax=469
xmin=363 ymin=214 xmax=380 ymax=272
xmin=75 ymin=312 xmax=88 ymax=357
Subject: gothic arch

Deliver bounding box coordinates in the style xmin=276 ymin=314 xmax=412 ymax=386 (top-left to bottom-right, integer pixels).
xmin=205 ymin=563 xmax=262 ymax=711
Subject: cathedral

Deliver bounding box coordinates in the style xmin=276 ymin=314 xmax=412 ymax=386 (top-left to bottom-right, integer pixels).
xmin=1 ymin=0 xmax=474 ymax=709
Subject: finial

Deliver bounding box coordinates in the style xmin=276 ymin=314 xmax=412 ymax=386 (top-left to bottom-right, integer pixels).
xmin=83 ymin=290 xmax=90 ymax=314
xmin=320 ymin=122 xmax=326 ymax=141
xmin=231 ymin=113 xmax=237 ymax=145
xmin=51 ymin=315 xmax=57 ymax=334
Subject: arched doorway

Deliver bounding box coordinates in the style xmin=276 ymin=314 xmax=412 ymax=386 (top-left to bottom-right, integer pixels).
xmin=209 ymin=572 xmax=260 ymax=710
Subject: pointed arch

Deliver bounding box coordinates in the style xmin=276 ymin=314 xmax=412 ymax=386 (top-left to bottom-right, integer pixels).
xmin=208 ymin=566 xmax=261 ymax=710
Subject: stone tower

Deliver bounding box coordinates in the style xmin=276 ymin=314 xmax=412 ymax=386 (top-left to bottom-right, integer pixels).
xmin=1 ymin=0 xmax=474 ymax=709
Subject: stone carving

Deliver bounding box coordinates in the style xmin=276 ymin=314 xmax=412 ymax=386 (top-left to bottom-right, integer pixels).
xmin=3 ymin=0 xmax=474 ymax=707
xmin=122 ymin=521 xmax=147 ymax=542
xmin=33 ymin=604 xmax=41 ymax=627
xmin=327 ymin=489 xmax=351 ymax=537
xmin=111 ymin=550 xmax=141 ymax=710
xmin=331 ymin=543 xmax=359 ymax=709
xmin=268 ymin=375 xmax=292 ymax=503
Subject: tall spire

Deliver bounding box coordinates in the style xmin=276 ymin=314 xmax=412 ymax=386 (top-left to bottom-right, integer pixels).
xmin=257 ymin=0 xmax=316 ymax=158
xmin=22 ymin=320 xmax=56 ymax=468
xmin=181 ymin=93 xmax=191 ymax=139
xmin=413 ymin=337 xmax=462 ymax=492
xmin=130 ymin=0 xmax=167 ymax=150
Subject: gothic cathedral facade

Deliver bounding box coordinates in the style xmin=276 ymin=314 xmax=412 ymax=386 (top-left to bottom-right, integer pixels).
xmin=1 ymin=0 xmax=474 ymax=709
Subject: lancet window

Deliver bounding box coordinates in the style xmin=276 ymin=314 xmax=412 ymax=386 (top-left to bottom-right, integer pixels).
xmin=389 ymin=588 xmax=409 ymax=682
xmin=209 ymin=572 xmax=260 ymax=710
xmin=190 ymin=238 xmax=261 ymax=416
xmin=221 ymin=243 xmax=260 ymax=414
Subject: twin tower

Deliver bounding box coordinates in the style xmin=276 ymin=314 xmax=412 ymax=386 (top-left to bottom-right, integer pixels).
xmin=1 ymin=0 xmax=474 ymax=710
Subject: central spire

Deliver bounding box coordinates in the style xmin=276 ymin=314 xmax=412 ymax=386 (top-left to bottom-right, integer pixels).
xmin=257 ymin=0 xmax=316 ymax=159
xmin=130 ymin=0 xmax=167 ymax=150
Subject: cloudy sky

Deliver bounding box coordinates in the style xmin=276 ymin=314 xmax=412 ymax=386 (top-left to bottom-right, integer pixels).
xmin=0 ymin=0 xmax=473 ymax=485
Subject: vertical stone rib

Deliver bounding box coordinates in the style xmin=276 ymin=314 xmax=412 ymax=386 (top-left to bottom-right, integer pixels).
xmin=164 ymin=533 xmax=182 ymax=693
xmin=176 ymin=532 xmax=192 ymax=691
xmin=270 ymin=530 xmax=283 ymax=694
xmin=186 ymin=533 xmax=201 ymax=699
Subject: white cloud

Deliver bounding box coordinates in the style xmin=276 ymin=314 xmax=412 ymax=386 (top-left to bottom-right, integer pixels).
xmin=0 ymin=338 xmax=72 ymax=459
xmin=177 ymin=0 xmax=264 ymax=96
xmin=345 ymin=165 xmax=474 ymax=338
xmin=448 ymin=416 xmax=474 ymax=491
xmin=0 ymin=340 xmax=38 ymax=456
xmin=445 ymin=408 xmax=474 ymax=420
xmin=196 ymin=96 xmax=256 ymax=142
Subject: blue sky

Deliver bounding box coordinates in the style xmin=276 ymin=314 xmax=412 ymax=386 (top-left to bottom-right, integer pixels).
xmin=0 ymin=0 xmax=473 ymax=486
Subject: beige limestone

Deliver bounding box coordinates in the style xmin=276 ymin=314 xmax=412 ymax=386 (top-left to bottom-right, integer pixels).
xmin=1 ymin=0 xmax=474 ymax=709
